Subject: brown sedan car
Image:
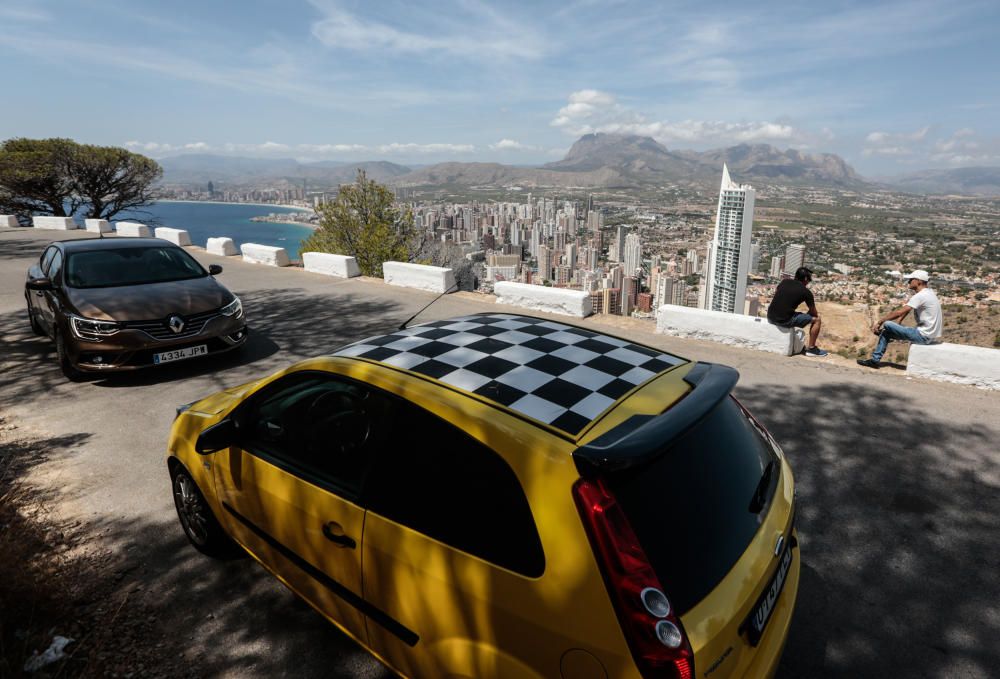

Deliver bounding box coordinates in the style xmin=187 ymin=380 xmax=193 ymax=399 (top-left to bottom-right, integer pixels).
xmin=25 ymin=238 xmax=248 ymax=380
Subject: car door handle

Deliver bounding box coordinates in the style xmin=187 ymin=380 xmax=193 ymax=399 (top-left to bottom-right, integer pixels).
xmin=322 ymin=521 xmax=356 ymax=549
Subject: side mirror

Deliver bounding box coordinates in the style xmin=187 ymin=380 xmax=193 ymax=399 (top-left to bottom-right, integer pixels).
xmin=26 ymin=277 xmax=54 ymax=291
xmin=208 ymin=264 xmax=223 ymax=276
xmin=195 ymin=419 xmax=236 ymax=455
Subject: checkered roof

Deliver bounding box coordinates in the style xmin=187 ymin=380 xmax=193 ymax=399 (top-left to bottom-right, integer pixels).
xmin=335 ymin=313 xmax=686 ymax=436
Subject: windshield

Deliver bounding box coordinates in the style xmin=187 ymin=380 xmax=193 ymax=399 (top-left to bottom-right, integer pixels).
xmin=65 ymin=247 xmax=207 ymax=288
xmin=604 ymin=396 xmax=780 ymax=615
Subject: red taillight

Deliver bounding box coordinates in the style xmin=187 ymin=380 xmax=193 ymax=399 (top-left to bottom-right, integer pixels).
xmin=574 ymin=478 xmax=694 ymax=679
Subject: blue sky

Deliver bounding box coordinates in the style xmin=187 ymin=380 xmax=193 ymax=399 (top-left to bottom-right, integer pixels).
xmin=2 ymin=0 xmax=999 ymax=176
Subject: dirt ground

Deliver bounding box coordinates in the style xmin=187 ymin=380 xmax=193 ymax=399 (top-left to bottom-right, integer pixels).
xmin=0 ymin=419 xmax=189 ymax=679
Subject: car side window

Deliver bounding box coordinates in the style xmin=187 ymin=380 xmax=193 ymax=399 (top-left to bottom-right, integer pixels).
xmin=40 ymin=247 xmax=57 ymax=275
xmin=236 ymin=372 xmax=391 ymax=499
xmin=366 ymin=403 xmax=545 ymax=578
xmin=47 ymin=250 xmax=64 ymax=284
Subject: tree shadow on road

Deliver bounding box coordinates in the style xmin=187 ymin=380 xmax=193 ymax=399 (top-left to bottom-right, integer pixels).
xmin=0 ymin=288 xmax=405 ymax=403
xmin=734 ymin=382 xmax=999 ymax=678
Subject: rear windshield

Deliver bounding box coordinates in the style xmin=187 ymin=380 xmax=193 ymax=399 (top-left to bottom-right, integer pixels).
xmin=65 ymin=247 xmax=206 ymax=288
xmin=605 ymin=397 xmax=780 ymax=615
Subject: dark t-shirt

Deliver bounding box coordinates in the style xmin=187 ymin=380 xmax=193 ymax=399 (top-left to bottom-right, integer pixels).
xmin=767 ymin=279 xmax=815 ymax=324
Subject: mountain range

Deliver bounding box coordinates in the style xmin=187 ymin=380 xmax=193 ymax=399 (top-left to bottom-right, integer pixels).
xmin=156 ymin=135 xmax=1000 ymax=195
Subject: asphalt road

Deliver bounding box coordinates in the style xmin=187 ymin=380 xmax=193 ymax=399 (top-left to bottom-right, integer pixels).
xmin=2 ymin=228 xmax=998 ymax=678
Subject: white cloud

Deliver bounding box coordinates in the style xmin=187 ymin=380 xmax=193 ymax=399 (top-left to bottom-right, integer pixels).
xmin=551 ymin=90 xmax=799 ymax=145
xmin=489 ymin=139 xmax=534 ymax=151
xmin=862 ymin=126 xmax=932 ymax=158
xmin=376 ymin=143 xmax=475 ymax=154
xmin=297 ymin=143 xmax=368 ymax=154
xmin=308 ymin=1 xmax=543 ymax=61
xmin=184 ymin=142 xmax=210 ymax=151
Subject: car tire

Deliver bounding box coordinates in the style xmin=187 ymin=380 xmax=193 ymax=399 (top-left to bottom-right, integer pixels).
xmin=171 ymin=467 xmax=236 ymax=558
xmin=55 ymin=330 xmax=85 ymax=382
xmin=25 ymin=295 xmax=44 ymax=336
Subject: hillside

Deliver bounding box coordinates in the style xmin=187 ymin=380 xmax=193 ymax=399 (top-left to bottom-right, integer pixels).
xmin=394 ymin=134 xmax=867 ymax=189
xmin=888 ymin=167 xmax=1000 ymax=196
xmin=159 ymin=155 xmax=411 ymax=186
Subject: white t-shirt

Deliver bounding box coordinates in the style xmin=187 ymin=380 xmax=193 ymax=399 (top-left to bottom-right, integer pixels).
xmin=906 ymin=287 xmax=943 ymax=339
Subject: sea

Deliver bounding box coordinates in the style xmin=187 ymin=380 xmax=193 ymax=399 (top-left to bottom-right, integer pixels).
xmin=115 ymin=201 xmax=315 ymax=260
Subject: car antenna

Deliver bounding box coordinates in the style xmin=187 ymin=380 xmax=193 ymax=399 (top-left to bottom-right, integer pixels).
xmin=398 ymin=282 xmax=459 ymax=330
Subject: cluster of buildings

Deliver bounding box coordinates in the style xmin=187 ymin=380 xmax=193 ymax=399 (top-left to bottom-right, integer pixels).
xmin=411 ymin=165 xmax=788 ymax=320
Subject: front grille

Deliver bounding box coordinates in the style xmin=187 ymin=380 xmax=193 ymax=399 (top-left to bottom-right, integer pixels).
xmin=123 ymin=309 xmax=222 ymax=341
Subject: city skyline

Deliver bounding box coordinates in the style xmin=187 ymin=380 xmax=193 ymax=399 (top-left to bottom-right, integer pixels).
xmin=1 ymin=1 xmax=998 ymax=173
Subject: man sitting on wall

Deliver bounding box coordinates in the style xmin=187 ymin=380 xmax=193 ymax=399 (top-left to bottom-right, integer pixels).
xmin=767 ymin=267 xmax=828 ymax=357
xmin=857 ymin=269 xmax=942 ymax=369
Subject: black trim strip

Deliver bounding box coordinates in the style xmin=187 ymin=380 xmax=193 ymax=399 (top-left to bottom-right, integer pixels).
xmin=222 ymin=502 xmax=419 ymax=647
xmin=573 ymin=362 xmax=740 ymax=474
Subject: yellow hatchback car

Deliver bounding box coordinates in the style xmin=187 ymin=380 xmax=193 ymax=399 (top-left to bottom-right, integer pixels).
xmin=167 ymin=313 xmax=799 ymax=679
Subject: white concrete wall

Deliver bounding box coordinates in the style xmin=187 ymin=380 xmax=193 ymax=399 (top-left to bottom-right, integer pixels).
xmin=1 ymin=215 xmax=18 ymax=228
xmin=907 ymin=343 xmax=1000 ymax=390
xmin=303 ymin=252 xmax=360 ymax=278
xmin=206 ymin=237 xmax=239 ymax=256
xmin=84 ymin=219 xmax=112 ymax=233
xmin=33 ymin=216 xmax=78 ymax=230
xmin=241 ymin=242 xmax=290 ymax=267
xmin=116 ymin=221 xmax=152 ymax=237
xmin=656 ymin=304 xmax=805 ymax=356
xmin=494 ymin=281 xmax=593 ymax=318
xmin=382 ymin=261 xmax=455 ymax=294
xmin=154 ymin=227 xmax=192 ymax=246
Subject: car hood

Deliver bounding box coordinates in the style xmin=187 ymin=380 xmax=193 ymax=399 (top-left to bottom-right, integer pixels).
xmin=65 ymin=276 xmax=232 ymax=321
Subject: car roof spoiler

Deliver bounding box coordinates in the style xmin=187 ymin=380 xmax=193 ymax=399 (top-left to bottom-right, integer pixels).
xmin=573 ymin=362 xmax=740 ymax=476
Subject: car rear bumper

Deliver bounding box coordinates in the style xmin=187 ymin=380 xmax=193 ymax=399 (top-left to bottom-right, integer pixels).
xmin=67 ymin=318 xmax=248 ymax=372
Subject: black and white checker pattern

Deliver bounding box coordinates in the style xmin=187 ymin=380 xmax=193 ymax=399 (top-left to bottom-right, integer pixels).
xmin=335 ymin=313 xmax=686 ymax=436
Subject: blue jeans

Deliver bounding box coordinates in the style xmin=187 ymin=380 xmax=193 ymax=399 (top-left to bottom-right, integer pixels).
xmin=872 ymin=321 xmax=931 ymax=362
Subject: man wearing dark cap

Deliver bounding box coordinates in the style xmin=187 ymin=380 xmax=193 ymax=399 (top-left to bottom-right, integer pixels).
xmin=857 ymin=269 xmax=942 ymax=368
xmin=767 ymin=267 xmax=828 ymax=356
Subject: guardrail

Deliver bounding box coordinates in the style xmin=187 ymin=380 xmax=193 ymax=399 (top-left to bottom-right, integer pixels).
xmin=303 ymin=252 xmax=360 ymax=278
xmin=241 ymin=243 xmax=291 ymax=267
xmin=656 ymin=304 xmax=805 ymax=356
xmin=907 ymin=343 xmax=1000 ymax=390
xmin=116 ymin=221 xmax=152 ymax=237
xmin=494 ymin=281 xmax=593 ymax=318
xmin=33 ymin=216 xmax=77 ymax=230
xmin=382 ymin=261 xmax=455 ymax=293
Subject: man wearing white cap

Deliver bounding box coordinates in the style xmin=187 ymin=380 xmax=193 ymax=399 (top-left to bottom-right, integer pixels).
xmin=858 ymin=269 xmax=942 ymax=368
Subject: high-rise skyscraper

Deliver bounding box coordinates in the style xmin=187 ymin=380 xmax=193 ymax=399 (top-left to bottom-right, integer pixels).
xmin=614 ymin=225 xmax=627 ymax=263
xmin=623 ymin=232 xmax=642 ymax=278
xmin=537 ymin=245 xmax=553 ymax=282
xmin=703 ymin=165 xmax=756 ymax=314
xmin=783 ymin=244 xmax=806 ymax=277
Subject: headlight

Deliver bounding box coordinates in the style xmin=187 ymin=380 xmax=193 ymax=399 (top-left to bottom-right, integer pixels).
xmin=69 ymin=314 xmax=120 ymax=339
xmin=220 ymin=296 xmax=243 ymax=318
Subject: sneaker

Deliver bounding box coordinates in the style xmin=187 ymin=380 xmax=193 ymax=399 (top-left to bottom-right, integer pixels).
xmin=857 ymin=358 xmax=881 ymax=368
xmin=805 ymin=346 xmax=828 ymax=357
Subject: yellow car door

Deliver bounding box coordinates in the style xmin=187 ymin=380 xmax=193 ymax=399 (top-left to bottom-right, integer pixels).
xmin=213 ymin=371 xmax=391 ymax=647
xmin=360 ymin=399 xmax=569 ymax=679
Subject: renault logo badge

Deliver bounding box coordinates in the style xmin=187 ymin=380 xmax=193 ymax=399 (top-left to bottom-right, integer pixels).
xmin=774 ymin=535 xmax=785 ymax=557
xmin=168 ymin=315 xmax=185 ymax=334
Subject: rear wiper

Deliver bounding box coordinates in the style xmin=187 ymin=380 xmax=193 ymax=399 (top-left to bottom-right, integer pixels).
xmin=748 ymin=459 xmax=778 ymax=514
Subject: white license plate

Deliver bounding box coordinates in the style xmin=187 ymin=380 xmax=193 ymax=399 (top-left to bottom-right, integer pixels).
xmin=153 ymin=345 xmax=208 ymax=364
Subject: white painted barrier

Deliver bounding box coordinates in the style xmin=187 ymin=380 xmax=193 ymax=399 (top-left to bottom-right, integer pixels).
xmin=494 ymin=281 xmax=593 ymax=318
xmin=907 ymin=343 xmax=1000 ymax=390
xmin=33 ymin=216 xmax=77 ymax=230
xmin=84 ymin=219 xmax=112 ymax=233
xmin=241 ymin=243 xmax=290 ymax=267
xmin=383 ymin=261 xmax=455 ymax=294
xmin=1 ymin=215 xmax=18 ymax=227
xmin=206 ymin=237 xmax=238 ymax=256
xmin=116 ymin=221 xmax=152 ymax=237
xmin=656 ymin=304 xmax=806 ymax=356
xmin=154 ymin=227 xmax=192 ymax=246
xmin=303 ymin=252 xmax=360 ymax=278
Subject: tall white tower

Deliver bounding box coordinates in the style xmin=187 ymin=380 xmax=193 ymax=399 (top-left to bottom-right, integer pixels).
xmin=623 ymin=232 xmax=642 ymax=278
xmin=703 ymin=164 xmax=756 ymax=314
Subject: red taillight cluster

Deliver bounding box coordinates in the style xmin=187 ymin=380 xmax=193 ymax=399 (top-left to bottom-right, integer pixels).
xmin=573 ymin=478 xmax=694 ymax=679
